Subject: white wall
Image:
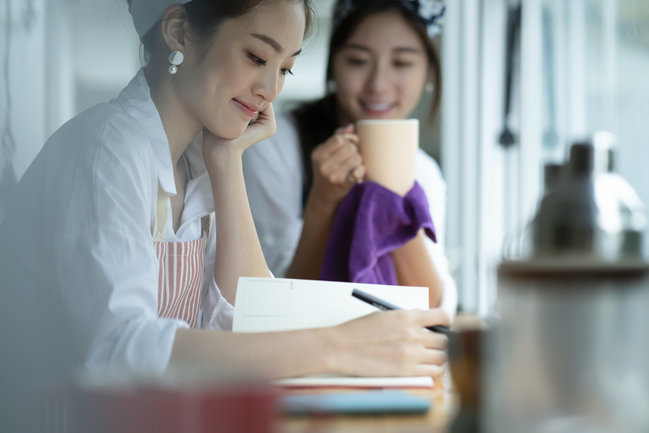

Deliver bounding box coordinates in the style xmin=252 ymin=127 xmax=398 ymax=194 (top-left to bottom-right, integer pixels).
xmin=278 ymin=0 xmax=333 ymax=106
xmin=0 ymin=0 xmax=46 ymax=223
xmin=1 ymin=0 xmax=45 ymax=179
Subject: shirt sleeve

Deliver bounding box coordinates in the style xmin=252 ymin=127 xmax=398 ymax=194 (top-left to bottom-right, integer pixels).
xmin=242 ymin=113 xmax=305 ymax=277
xmin=58 ymin=116 xmax=187 ymax=375
xmin=200 ymin=277 xmax=235 ymax=330
xmin=415 ymin=150 xmax=458 ymax=319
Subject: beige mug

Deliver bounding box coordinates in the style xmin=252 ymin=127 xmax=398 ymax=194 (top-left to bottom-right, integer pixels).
xmin=356 ymin=119 xmax=419 ymax=195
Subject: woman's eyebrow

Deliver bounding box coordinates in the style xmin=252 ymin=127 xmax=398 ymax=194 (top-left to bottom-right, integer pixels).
xmin=341 ymin=43 xmax=371 ymax=53
xmin=393 ymin=46 xmax=423 ymax=54
xmin=342 ymin=43 xmax=422 ymax=54
xmin=251 ymin=33 xmax=302 ymax=57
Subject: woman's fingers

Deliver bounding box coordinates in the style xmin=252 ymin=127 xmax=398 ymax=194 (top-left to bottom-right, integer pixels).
xmin=350 ymin=165 xmax=365 ymax=183
xmin=414 ymin=308 xmax=451 ymax=329
xmin=202 ymin=103 xmax=277 ymax=161
xmin=419 ymin=328 xmax=448 ymax=350
xmin=331 ymin=308 xmax=452 ymax=378
xmin=385 ymin=310 xmax=450 ymax=374
xmin=340 ymin=133 xmax=359 ymax=145
xmin=319 ymin=149 xmax=362 ymax=183
xmin=413 ymin=362 xmax=446 ymax=378
xmin=313 ymin=133 xmax=358 ymax=161
xmin=239 ymin=103 xmax=276 ymax=149
xmin=334 ymin=123 xmax=356 ymax=136
xmin=421 ymin=346 xmax=447 ymax=365
xmin=407 ymin=346 xmax=447 ymax=378
xmin=312 ymin=133 xmax=363 ymax=185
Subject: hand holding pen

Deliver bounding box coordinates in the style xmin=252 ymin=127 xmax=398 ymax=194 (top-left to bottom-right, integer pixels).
xmin=352 ymin=288 xmax=456 ymax=336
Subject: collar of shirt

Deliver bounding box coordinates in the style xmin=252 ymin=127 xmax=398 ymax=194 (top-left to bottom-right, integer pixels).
xmin=115 ymin=69 xmax=176 ymax=195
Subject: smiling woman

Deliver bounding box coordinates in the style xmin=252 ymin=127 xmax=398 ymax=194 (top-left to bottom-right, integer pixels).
xmin=242 ymin=0 xmax=458 ymax=318
xmin=138 ymin=0 xmax=309 ymax=144
xmin=0 ymin=1 xmax=451 ymax=415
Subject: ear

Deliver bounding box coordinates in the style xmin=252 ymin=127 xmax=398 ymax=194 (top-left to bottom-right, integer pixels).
xmin=160 ymin=5 xmax=190 ymax=53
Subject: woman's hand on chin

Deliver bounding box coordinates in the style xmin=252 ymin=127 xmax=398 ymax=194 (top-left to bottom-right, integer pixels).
xmin=202 ymin=103 xmax=276 ymax=162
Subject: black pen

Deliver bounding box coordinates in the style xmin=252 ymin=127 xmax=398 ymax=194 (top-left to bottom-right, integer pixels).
xmin=352 ymin=288 xmax=456 ymax=336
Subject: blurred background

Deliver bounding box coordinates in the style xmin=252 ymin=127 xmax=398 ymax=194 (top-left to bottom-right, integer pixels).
xmin=1 ymin=0 xmax=648 ymax=316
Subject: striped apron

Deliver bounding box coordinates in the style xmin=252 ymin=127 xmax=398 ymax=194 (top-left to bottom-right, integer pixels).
xmin=152 ymin=185 xmax=212 ymax=328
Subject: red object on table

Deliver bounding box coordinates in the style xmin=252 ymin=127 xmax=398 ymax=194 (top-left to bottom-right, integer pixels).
xmin=68 ymin=383 xmax=278 ymax=433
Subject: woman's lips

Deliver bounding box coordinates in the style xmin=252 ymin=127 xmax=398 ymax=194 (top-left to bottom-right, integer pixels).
xmin=233 ymin=99 xmax=260 ymax=119
xmin=361 ymin=101 xmax=394 ymax=116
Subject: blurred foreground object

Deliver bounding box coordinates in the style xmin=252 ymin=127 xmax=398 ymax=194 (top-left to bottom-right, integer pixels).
xmin=63 ymin=368 xmax=276 ymax=433
xmin=491 ymin=133 xmax=649 ymax=432
xmin=448 ymin=316 xmax=490 ymax=433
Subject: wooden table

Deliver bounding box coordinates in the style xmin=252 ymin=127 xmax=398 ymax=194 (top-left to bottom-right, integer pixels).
xmin=276 ymin=373 xmax=459 ymax=433
xmin=276 ymin=315 xmax=485 ymax=433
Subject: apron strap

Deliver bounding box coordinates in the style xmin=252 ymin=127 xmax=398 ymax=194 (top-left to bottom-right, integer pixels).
xmin=201 ymin=212 xmax=214 ymax=240
xmin=153 ymin=154 xmax=213 ymax=242
xmin=152 ymin=185 xmax=168 ymax=243
xmin=184 ymin=152 xmax=214 ymax=240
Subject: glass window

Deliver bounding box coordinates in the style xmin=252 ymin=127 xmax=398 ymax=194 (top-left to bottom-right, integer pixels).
xmin=443 ymin=0 xmax=649 ymax=315
xmin=540 ymin=0 xmax=649 ymax=250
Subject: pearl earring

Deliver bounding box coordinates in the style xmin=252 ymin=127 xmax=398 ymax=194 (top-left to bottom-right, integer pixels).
xmin=425 ymin=82 xmax=435 ymax=93
xmin=168 ymin=50 xmax=184 ymax=75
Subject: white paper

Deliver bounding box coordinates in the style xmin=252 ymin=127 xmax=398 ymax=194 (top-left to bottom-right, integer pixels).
xmin=232 ymin=277 xmax=433 ymax=389
xmin=232 ymin=277 xmax=429 ymax=332
xmin=276 ymin=374 xmax=433 ymax=389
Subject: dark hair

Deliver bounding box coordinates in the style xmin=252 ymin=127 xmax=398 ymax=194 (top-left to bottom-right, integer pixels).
xmin=293 ymin=0 xmax=442 ymax=205
xmin=134 ymin=0 xmax=314 ymax=62
xmin=325 ymin=1 xmax=441 ymax=121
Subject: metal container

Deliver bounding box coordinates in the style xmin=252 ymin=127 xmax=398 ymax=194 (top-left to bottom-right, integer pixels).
xmin=487 ymin=133 xmax=649 ymax=433
xmin=532 ymin=132 xmax=645 ymax=261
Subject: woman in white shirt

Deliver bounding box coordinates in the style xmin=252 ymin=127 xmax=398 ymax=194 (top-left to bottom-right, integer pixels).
xmin=243 ymin=0 xmax=457 ymax=317
xmin=0 ymin=0 xmax=449 ymax=383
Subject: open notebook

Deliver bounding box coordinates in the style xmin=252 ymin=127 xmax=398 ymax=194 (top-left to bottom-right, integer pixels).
xmin=232 ymin=277 xmax=433 ymax=389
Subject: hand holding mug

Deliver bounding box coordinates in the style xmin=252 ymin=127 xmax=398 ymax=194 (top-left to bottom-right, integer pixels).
xmin=310 ymin=124 xmax=365 ymax=205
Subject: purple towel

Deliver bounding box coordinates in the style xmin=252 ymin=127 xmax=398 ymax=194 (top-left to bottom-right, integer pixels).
xmin=319 ymin=181 xmax=436 ymax=285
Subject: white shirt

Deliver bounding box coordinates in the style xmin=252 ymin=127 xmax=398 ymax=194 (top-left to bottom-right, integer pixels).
xmin=243 ymin=112 xmax=458 ymax=318
xmin=0 ymin=70 xmax=233 ymax=376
